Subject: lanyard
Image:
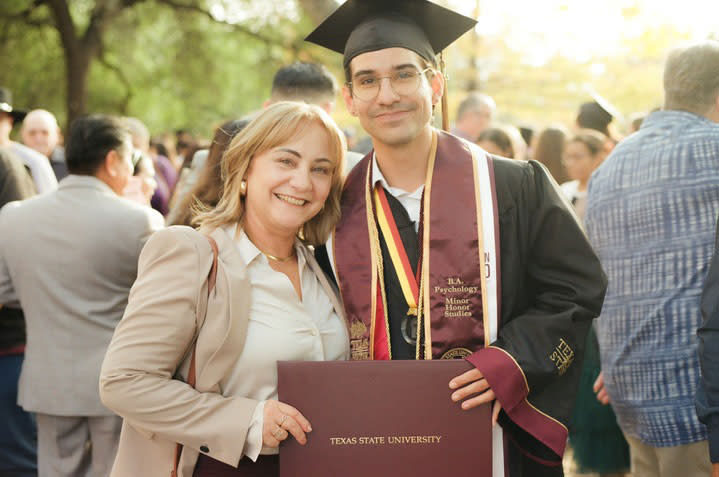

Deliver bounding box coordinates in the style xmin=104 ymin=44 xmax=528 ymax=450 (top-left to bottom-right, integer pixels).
xmin=373 ymin=185 xmax=420 ymax=317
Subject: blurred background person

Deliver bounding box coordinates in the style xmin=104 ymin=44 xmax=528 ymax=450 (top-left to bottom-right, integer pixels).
xmin=20 ymin=109 xmax=68 ymax=181
xmin=0 ymin=147 xmax=37 ymax=477
xmin=264 ymin=61 xmax=338 ymax=113
xmin=0 ymin=88 xmax=57 ymax=194
xmin=123 ymin=117 xmax=178 ymax=216
xmin=150 ymin=133 xmax=180 ymax=171
xmin=696 ymin=219 xmax=719 ymax=477
xmin=0 ymin=115 xmax=164 ymax=476
xmin=452 ymin=91 xmax=496 ymax=142
xmin=167 ymin=118 xmax=249 ymax=226
xmin=265 ymin=61 xmax=362 ymax=173
xmin=585 ymin=41 xmax=719 ymax=477
xmin=560 ymin=129 xmax=629 ymax=477
xmin=175 ymin=128 xmax=195 ymax=166
xmin=561 ymin=130 xmax=608 ymax=219
xmin=0 ymin=148 xmax=35 ymax=202
xmin=576 ymin=99 xmax=621 ymax=147
xmin=478 ymin=126 xmax=514 ymax=157
xmin=533 ymin=126 xmax=569 ymax=184
xmin=627 ymin=112 xmax=648 ymax=134
xmin=519 ymin=125 xmax=534 ymax=159
xmin=100 ymin=102 xmax=348 ymax=476
xmin=123 ymin=150 xmax=158 ymax=207
xmin=505 ymin=123 xmax=528 ymax=160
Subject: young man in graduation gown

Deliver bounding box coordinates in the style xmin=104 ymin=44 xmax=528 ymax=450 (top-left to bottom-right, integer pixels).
xmin=307 ymin=1 xmax=607 ymax=476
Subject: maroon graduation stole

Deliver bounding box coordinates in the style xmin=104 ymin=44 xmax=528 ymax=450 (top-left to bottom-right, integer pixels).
xmin=333 ymin=130 xmax=501 ymax=361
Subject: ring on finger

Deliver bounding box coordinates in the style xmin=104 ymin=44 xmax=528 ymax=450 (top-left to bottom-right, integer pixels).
xmin=272 ymin=427 xmax=284 ymax=439
xmin=279 ymin=415 xmax=289 ymax=427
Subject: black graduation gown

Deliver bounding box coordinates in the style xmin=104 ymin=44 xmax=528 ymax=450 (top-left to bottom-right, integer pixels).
xmin=316 ymin=154 xmax=607 ymax=477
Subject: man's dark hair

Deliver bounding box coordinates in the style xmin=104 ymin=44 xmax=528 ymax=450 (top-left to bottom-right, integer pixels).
xmin=271 ymin=62 xmax=338 ymax=103
xmin=576 ymin=102 xmax=612 ymax=137
xmin=65 ymin=115 xmax=130 ymax=175
xmin=478 ymin=127 xmax=514 ymax=158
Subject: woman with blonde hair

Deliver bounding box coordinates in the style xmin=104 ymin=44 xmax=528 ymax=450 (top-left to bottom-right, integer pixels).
xmin=100 ymin=101 xmax=348 ymax=477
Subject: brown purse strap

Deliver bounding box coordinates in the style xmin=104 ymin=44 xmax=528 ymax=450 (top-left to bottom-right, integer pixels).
xmin=172 ymin=235 xmax=219 ymax=476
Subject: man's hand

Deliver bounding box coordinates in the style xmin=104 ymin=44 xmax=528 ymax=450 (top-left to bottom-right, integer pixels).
xmin=593 ymin=371 xmax=611 ymax=405
xmin=449 ymin=368 xmax=502 ymax=425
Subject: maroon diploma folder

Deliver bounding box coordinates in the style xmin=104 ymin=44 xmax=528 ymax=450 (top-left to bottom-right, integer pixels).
xmin=277 ymin=360 xmax=492 ymax=477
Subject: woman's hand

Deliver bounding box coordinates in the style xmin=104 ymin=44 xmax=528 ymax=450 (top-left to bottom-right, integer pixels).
xmin=262 ymin=400 xmax=312 ymax=448
xmin=449 ymin=368 xmax=503 ymax=426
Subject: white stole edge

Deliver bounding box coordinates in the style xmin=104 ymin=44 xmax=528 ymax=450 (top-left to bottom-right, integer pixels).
xmin=467 ymin=140 xmax=505 ymax=477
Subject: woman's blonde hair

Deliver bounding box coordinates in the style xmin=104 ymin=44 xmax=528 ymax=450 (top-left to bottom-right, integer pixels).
xmin=193 ymin=101 xmax=346 ymax=245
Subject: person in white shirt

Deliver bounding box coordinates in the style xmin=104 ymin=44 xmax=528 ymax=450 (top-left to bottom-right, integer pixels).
xmin=0 ymin=88 xmax=57 ymax=193
xmin=99 ymin=101 xmax=349 ymax=477
xmin=560 ymin=130 xmax=609 ymax=221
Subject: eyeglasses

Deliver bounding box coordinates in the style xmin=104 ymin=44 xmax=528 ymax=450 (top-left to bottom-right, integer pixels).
xmin=347 ymin=68 xmax=432 ymax=102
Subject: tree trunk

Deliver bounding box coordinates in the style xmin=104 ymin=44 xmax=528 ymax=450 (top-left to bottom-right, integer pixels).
xmin=65 ymin=46 xmax=92 ymax=128
xmin=47 ymin=0 xmax=110 ymax=129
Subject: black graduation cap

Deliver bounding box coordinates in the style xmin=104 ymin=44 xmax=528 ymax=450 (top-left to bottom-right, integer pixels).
xmin=0 ymin=88 xmax=27 ymax=122
xmin=305 ymin=0 xmax=477 ymax=68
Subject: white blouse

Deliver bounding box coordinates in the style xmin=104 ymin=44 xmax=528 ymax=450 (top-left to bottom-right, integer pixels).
xmin=220 ymin=225 xmax=349 ymax=459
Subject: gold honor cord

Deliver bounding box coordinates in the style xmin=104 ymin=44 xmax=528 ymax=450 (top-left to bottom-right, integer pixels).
xmin=419 ymin=132 xmax=439 ymax=360
xmin=440 ymin=52 xmax=449 ymax=132
xmin=365 ymin=163 xmax=391 ymax=359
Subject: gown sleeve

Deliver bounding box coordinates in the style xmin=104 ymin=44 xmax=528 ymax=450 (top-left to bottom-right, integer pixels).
xmin=467 ymin=159 xmax=607 ymax=460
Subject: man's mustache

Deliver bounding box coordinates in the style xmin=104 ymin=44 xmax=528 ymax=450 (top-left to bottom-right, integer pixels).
xmin=369 ymin=104 xmax=416 ymax=118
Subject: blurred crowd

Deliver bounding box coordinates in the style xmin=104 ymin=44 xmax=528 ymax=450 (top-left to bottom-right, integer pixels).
xmin=1 ymin=38 xmax=719 ymax=477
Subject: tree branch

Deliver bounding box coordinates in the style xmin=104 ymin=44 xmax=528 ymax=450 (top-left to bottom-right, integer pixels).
xmin=1 ymin=0 xmax=54 ymax=28
xmin=45 ymin=0 xmax=77 ymax=50
xmin=154 ymin=0 xmax=280 ymax=45
xmin=97 ymin=47 xmax=133 ymax=113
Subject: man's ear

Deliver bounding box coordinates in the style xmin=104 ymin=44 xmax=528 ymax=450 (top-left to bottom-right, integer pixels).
xmin=342 ymin=84 xmax=356 ymax=116
xmin=104 ymin=149 xmax=121 ymax=177
xmin=430 ymin=70 xmax=445 ymax=107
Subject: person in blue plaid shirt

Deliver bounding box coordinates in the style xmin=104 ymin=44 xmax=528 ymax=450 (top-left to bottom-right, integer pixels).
xmin=585 ymin=40 xmax=719 ymax=477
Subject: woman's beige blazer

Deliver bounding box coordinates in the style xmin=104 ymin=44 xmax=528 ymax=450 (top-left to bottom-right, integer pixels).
xmin=99 ymin=225 xmax=347 ymax=477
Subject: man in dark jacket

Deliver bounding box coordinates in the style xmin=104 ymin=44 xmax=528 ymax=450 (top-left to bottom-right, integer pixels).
xmin=0 ymin=147 xmax=37 ymax=477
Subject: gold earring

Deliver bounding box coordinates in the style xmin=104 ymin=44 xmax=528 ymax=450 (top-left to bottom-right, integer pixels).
xmin=240 ymin=180 xmax=247 ymax=196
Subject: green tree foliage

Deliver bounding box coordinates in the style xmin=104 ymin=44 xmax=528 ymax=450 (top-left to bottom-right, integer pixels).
xmin=1 ymin=0 xmax=715 ymax=139
xmin=0 ymin=0 xmax=328 ymax=135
